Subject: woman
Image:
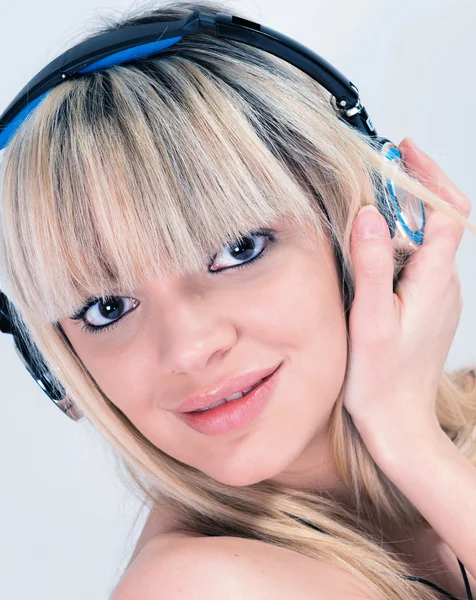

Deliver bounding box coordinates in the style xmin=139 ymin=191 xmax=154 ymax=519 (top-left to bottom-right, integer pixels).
xmin=0 ymin=1 xmax=475 ymax=598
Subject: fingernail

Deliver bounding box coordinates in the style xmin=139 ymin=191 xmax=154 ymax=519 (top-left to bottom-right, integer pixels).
xmin=357 ymin=205 xmax=385 ymax=238
xmin=405 ymin=137 xmax=424 ymax=154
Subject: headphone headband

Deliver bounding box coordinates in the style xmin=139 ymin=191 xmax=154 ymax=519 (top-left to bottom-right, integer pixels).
xmin=0 ymin=10 xmax=375 ymax=150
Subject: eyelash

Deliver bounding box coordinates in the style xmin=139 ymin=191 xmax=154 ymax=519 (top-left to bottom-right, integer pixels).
xmin=72 ymin=228 xmax=276 ymax=335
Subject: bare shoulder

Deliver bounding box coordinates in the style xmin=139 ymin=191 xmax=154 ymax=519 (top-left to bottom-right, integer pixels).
xmin=110 ymin=531 xmax=380 ymax=600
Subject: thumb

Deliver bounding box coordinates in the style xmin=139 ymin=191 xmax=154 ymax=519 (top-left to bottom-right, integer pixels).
xmin=350 ymin=205 xmax=395 ymax=338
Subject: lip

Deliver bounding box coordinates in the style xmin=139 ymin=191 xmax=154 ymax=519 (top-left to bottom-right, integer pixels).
xmin=175 ymin=363 xmax=282 ymax=435
xmin=174 ymin=364 xmax=281 ymax=414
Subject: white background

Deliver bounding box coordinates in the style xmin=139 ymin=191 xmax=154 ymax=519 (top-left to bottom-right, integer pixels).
xmin=0 ymin=1 xmax=475 ymax=598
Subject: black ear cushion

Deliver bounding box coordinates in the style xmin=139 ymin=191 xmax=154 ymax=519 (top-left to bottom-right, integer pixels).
xmin=13 ymin=332 xmax=66 ymax=402
xmin=0 ymin=290 xmax=66 ymax=402
xmin=373 ymin=174 xmax=398 ymax=239
xmin=0 ymin=291 xmax=14 ymax=334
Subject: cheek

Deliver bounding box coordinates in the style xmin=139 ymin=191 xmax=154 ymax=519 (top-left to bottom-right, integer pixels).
xmin=265 ymin=250 xmax=348 ymax=405
xmin=243 ymin=251 xmax=346 ymax=355
xmin=228 ymin=254 xmax=348 ymax=419
xmin=78 ymin=345 xmax=153 ymax=415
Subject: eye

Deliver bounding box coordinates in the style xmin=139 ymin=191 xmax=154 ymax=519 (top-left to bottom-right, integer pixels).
xmin=70 ymin=228 xmax=276 ymax=335
xmin=71 ymin=296 xmax=140 ymax=335
xmin=208 ymin=228 xmax=276 ymax=273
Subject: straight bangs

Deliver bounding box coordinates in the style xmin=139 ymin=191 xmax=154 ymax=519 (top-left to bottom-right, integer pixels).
xmin=0 ymin=49 xmax=330 ymax=325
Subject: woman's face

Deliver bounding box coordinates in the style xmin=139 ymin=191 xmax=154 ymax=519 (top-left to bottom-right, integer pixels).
xmin=59 ymin=217 xmax=349 ymax=491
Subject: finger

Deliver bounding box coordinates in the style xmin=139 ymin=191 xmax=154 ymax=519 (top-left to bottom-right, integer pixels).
xmin=350 ymin=205 xmax=396 ymax=342
xmin=399 ymin=139 xmax=472 ymax=248
xmin=397 ymin=138 xmax=472 ymax=288
xmin=400 ymin=138 xmax=472 ymax=223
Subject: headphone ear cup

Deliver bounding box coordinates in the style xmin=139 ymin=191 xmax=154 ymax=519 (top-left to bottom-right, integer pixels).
xmin=0 ymin=291 xmax=14 ymax=334
xmin=12 ymin=333 xmax=83 ymax=421
xmin=13 ymin=331 xmax=65 ymax=400
xmin=371 ymin=136 xmax=399 ymax=239
xmin=374 ymin=170 xmax=398 ymax=239
xmin=372 ymin=136 xmax=426 ymax=252
xmin=1 ymin=291 xmax=83 ymax=420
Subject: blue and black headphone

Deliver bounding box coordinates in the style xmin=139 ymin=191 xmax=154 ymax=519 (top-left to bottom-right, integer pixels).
xmin=1 ymin=11 xmax=473 ymax=600
xmin=0 ymin=11 xmax=427 ymax=415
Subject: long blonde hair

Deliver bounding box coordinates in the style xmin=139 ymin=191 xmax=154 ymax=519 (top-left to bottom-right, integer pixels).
xmin=0 ymin=1 xmax=475 ymax=598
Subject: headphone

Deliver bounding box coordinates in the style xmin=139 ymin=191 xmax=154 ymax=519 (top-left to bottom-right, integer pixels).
xmin=0 ymin=9 xmax=426 ymax=422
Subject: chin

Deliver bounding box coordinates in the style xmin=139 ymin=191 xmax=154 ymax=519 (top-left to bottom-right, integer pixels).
xmin=212 ymin=473 xmax=269 ymax=488
xmin=204 ymin=454 xmax=291 ymax=488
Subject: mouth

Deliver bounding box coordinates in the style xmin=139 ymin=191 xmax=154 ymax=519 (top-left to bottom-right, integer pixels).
xmin=175 ymin=364 xmax=281 ymax=414
xmin=189 ymin=375 xmax=269 ymax=413
xmin=175 ymin=363 xmax=282 ymax=435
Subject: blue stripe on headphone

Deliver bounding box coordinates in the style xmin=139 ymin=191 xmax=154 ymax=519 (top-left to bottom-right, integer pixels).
xmin=385 ymin=146 xmax=426 ymax=244
xmin=0 ymin=37 xmax=183 ymax=150
xmin=78 ymin=36 xmax=182 ymax=73
xmin=0 ymin=91 xmax=51 ymax=150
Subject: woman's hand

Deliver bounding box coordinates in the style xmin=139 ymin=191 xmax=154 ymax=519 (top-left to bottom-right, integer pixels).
xmin=342 ymin=137 xmax=472 ymax=460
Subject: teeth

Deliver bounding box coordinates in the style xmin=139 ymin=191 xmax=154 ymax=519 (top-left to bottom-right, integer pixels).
xmin=193 ymin=378 xmax=265 ymax=413
xmin=225 ymin=391 xmax=244 ymax=401
xmin=197 ymin=398 xmax=227 ymax=412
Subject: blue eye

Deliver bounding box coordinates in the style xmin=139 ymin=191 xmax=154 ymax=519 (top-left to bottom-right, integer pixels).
xmin=71 ymin=296 xmax=140 ymax=335
xmin=71 ymin=228 xmax=276 ymax=335
xmin=208 ymin=228 xmax=276 ymax=273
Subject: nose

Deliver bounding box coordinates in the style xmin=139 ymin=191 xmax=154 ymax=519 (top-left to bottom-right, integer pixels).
xmin=155 ymin=285 xmax=237 ymax=374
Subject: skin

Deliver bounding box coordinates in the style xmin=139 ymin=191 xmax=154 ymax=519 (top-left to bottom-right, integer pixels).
xmin=59 ymin=215 xmax=353 ymax=503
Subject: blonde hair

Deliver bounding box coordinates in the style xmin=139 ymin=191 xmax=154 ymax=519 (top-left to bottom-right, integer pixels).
xmin=1 ymin=1 xmax=475 ymax=598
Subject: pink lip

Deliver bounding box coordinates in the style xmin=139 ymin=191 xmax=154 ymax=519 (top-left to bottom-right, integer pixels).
xmin=175 ymin=364 xmax=282 ymax=435
xmin=174 ymin=364 xmax=281 ymax=414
